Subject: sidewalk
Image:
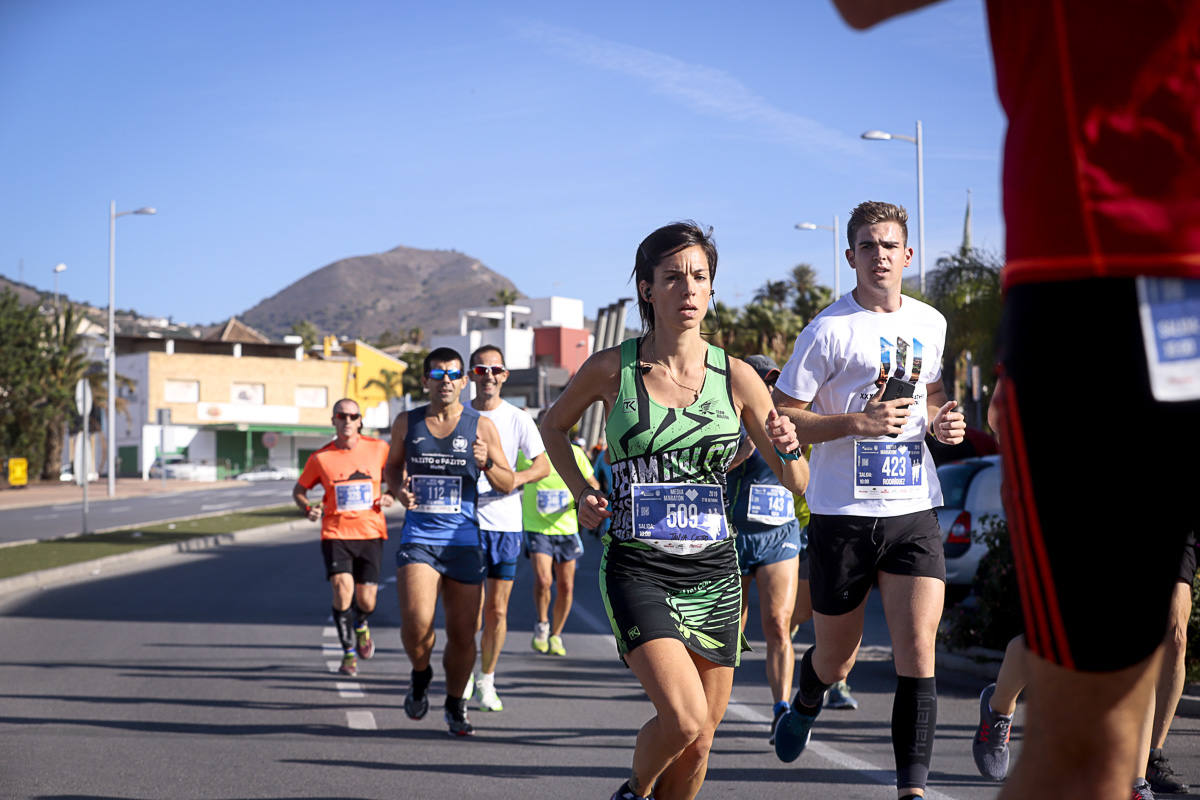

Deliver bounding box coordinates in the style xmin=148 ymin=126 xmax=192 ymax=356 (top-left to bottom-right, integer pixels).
xmin=0 ymin=478 xmax=243 ymax=511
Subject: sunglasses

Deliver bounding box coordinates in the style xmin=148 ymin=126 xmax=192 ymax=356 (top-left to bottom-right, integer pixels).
xmin=426 ymin=368 xmax=464 ymax=380
xmin=471 ymin=365 xmax=507 ymax=377
xmin=334 ymin=412 xmax=361 ymax=421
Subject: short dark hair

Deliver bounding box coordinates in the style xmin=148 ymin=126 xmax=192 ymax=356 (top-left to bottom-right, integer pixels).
xmin=846 ymin=201 xmax=909 ymax=249
xmin=470 ymin=344 xmax=504 ymax=366
xmin=630 ymin=220 xmax=717 ymax=333
xmin=424 ymin=346 xmax=464 ymax=374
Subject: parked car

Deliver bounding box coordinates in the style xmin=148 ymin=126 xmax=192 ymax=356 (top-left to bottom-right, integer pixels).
xmin=935 ymin=454 xmax=1005 ymax=602
xmin=149 ymin=456 xmax=198 ymax=480
xmin=235 ymin=464 xmax=299 ymax=482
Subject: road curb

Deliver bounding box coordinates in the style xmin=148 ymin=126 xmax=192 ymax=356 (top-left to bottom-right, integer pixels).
xmin=0 ymin=518 xmax=313 ymax=598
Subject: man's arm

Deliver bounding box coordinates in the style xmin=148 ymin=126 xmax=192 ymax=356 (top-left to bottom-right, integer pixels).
xmin=477 ymin=416 xmax=516 ymax=494
xmin=773 ymin=383 xmax=918 ymax=443
xmin=925 ymin=379 xmax=966 ymax=446
xmin=831 ymin=0 xmax=946 ymax=30
xmin=514 ymin=452 xmax=551 ymax=489
xmin=383 ymin=412 xmax=415 ymax=509
xmin=292 ymin=481 xmax=319 ymax=521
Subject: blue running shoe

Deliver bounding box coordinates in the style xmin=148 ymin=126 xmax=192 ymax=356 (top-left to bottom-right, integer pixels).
xmin=774 ymin=704 xmax=820 ymax=762
xmin=972 ymin=683 xmax=1012 ymax=781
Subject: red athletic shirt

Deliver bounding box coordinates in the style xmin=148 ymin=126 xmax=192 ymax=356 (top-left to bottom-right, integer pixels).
xmin=297 ymin=436 xmax=391 ymax=541
xmin=987 ymin=0 xmax=1200 ymax=289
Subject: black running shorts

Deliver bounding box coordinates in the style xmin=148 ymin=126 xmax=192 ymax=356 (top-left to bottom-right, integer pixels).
xmin=321 ymin=538 xmax=384 ymax=584
xmin=600 ymin=538 xmax=745 ymax=668
xmin=1000 ymin=278 xmax=1198 ymax=672
xmin=807 ymin=509 xmax=945 ymax=616
xmin=1178 ymin=532 xmax=1197 ymax=585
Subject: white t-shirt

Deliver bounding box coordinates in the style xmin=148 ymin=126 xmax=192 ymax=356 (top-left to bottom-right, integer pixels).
xmin=775 ymin=292 xmax=946 ymax=517
xmin=475 ymin=400 xmax=546 ymax=532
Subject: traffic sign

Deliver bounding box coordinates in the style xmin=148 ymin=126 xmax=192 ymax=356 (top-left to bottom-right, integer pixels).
xmin=75 ymin=379 xmax=93 ymax=417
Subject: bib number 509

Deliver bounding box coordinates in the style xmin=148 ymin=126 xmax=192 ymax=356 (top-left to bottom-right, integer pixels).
xmin=665 ymin=503 xmax=700 ymax=528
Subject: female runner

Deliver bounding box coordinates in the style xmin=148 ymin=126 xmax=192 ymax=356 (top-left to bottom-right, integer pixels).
xmin=541 ymin=221 xmax=809 ymax=800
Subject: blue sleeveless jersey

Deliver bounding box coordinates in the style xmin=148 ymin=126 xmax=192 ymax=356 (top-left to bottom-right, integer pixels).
xmin=400 ymin=405 xmax=482 ymax=547
xmin=729 ymin=445 xmax=800 ymax=537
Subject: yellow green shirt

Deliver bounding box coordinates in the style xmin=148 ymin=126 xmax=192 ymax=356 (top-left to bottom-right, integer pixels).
xmin=520 ymin=444 xmax=594 ymax=535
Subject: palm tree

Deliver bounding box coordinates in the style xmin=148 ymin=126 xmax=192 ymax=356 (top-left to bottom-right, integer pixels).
xmin=364 ymin=368 xmax=406 ymax=402
xmin=39 ymin=305 xmax=90 ymax=478
xmin=789 ymin=263 xmax=834 ymax=324
xmin=491 ymin=288 xmax=519 ymax=306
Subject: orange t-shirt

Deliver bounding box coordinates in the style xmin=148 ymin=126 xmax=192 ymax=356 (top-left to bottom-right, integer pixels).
xmin=298 ymin=436 xmax=391 ymax=541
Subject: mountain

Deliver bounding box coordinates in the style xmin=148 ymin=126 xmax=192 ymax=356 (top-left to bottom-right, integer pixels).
xmin=237 ymin=245 xmax=522 ymax=342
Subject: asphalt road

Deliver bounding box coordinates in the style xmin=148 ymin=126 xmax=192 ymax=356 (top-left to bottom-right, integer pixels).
xmin=0 ymin=480 xmax=308 ymax=544
xmin=1 ymin=522 xmax=1196 ymax=800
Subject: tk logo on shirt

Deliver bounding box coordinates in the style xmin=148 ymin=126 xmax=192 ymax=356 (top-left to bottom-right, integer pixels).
xmin=623 ymin=399 xmax=637 ymax=413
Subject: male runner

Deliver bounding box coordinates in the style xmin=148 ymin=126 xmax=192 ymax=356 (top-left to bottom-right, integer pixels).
xmin=293 ymin=398 xmax=393 ymax=677
xmin=468 ymin=345 xmax=549 ymax=711
xmin=771 ymin=201 xmax=965 ymax=800
xmin=521 ymin=421 xmax=597 ymax=657
xmin=831 ymin=3 xmax=1200 ymax=797
xmin=384 ymin=347 xmax=514 ymax=737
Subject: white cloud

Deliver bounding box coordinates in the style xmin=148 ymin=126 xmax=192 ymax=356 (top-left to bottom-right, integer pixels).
xmin=515 ymin=20 xmax=861 ymax=157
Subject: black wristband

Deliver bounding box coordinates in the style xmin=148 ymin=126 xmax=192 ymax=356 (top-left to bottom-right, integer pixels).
xmin=483 ymin=456 xmax=494 ymax=471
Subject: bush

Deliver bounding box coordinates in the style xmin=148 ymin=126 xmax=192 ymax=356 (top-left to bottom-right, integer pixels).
xmin=941 ymin=515 xmax=1024 ymax=652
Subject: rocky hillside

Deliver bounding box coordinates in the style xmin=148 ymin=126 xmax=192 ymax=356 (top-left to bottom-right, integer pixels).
xmin=238 ymin=245 xmax=522 ymax=341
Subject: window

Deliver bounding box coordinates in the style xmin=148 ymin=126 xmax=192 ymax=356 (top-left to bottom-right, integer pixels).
xmin=231 ymin=382 xmax=265 ymax=405
xmin=164 ymin=379 xmax=199 ymax=403
xmin=295 ymin=385 xmax=328 ymax=409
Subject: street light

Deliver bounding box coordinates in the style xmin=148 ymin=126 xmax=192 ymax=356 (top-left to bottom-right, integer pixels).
xmin=795 ymin=215 xmax=841 ymax=299
xmin=52 ymin=263 xmax=67 ymax=312
xmin=862 ymin=120 xmax=926 ymax=293
xmin=108 ymin=202 xmax=156 ymax=497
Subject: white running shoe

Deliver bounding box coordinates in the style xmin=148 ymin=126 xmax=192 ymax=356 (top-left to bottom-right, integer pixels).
xmin=532 ymin=621 xmax=550 ymax=653
xmin=462 ymin=671 xmax=474 ymax=701
xmin=476 ymin=675 xmax=503 ymax=711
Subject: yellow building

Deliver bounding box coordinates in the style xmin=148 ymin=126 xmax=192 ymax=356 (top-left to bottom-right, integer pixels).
xmin=113 ymin=320 xmax=406 ymax=479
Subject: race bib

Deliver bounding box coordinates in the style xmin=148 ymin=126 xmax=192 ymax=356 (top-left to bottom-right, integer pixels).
xmin=1136 ymin=277 xmax=1200 ymax=401
xmin=747 ymin=484 xmax=796 ymax=526
xmin=631 ymin=482 xmax=728 ymax=555
xmin=853 ymin=440 xmax=925 ymax=499
xmin=536 ymin=488 xmax=571 ymax=514
xmin=334 ymin=479 xmax=374 ymax=512
xmin=411 ymin=475 xmax=462 ymax=515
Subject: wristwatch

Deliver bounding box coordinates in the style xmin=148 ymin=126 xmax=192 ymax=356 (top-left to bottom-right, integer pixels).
xmin=483 ymin=456 xmax=494 ymax=471
xmin=774 ymin=445 xmax=802 ymax=462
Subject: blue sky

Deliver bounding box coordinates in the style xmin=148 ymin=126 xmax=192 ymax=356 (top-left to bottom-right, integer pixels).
xmin=1 ymin=0 xmax=1004 ymax=331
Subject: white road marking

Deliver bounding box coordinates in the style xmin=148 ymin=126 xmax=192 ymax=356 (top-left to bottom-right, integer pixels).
xmin=322 ymin=644 xmax=342 ymax=656
xmin=723 ymin=699 xmax=961 ymax=800
xmin=108 ymin=505 xmax=131 ymax=512
xmin=32 ymin=513 xmax=61 ymax=520
xmin=322 ymin=626 xmax=336 ymax=637
xmin=346 ymin=710 xmax=376 ymax=730
xmin=199 ymin=502 xmax=240 ymax=511
xmin=336 ymin=682 xmax=364 ymax=698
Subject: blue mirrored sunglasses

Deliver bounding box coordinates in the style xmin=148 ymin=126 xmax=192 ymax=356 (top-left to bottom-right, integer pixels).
xmin=427 ymin=368 xmax=464 ymax=380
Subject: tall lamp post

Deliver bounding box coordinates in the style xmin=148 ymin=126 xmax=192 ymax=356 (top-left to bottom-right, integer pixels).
xmin=795 ymin=214 xmax=841 ymax=299
xmin=108 ymin=202 xmax=156 ymax=497
xmin=52 ymin=263 xmax=67 ymax=311
xmin=862 ymin=120 xmax=925 ymax=294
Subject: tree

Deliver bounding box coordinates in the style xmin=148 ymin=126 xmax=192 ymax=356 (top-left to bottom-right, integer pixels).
xmin=789 ymin=263 xmax=834 ymax=324
xmin=0 ymin=289 xmax=54 ymax=479
xmin=399 ymin=350 xmax=429 ymax=400
xmin=290 ymin=320 xmax=320 ymax=351
xmin=364 ymin=368 xmax=406 ymax=402
xmin=491 ymin=288 xmax=519 ymax=306
xmin=38 ymin=304 xmax=90 ymax=478
xmin=925 ymin=248 xmax=1004 ymax=426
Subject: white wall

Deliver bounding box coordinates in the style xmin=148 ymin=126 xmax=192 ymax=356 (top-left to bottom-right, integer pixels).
xmin=527 ymin=296 xmax=584 ymax=329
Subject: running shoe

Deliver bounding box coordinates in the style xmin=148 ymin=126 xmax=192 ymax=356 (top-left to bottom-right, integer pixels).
xmin=773 ymin=703 xmax=820 ymax=762
xmin=768 ymin=701 xmax=789 ymax=745
xmin=548 ymin=634 xmax=566 ymax=656
xmin=476 ymin=678 xmax=504 ymax=712
xmin=972 ymin=683 xmax=1012 ymax=781
xmin=404 ymin=688 xmax=429 ymax=721
xmin=354 ymin=625 xmax=374 ymax=660
xmin=445 ymin=705 xmax=475 ymax=737
xmin=825 ymin=680 xmax=859 ymax=710
xmin=462 ymin=671 xmax=474 ymax=701
xmin=609 ymin=780 xmax=652 ymax=799
xmin=1132 ymin=778 xmax=1157 ymax=800
xmin=338 ymin=652 xmax=357 ymax=676
xmin=532 ymin=621 xmax=550 ymax=653
xmin=1147 ymin=750 xmax=1189 ymax=794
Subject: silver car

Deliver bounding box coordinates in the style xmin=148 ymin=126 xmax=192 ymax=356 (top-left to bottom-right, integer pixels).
xmin=935 ymin=454 xmax=1005 ymax=601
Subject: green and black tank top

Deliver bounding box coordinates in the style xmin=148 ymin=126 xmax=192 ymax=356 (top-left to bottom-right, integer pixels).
xmin=604 ymin=337 xmax=742 ymax=549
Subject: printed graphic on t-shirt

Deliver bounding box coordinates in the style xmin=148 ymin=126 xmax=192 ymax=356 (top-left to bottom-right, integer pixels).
xmin=878 ymin=335 xmax=924 ymax=385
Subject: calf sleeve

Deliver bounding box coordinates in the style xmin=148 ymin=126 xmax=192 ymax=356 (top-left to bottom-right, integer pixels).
xmin=794 ymin=646 xmax=832 ymax=711
xmin=892 ymin=675 xmax=937 ymax=791
xmin=332 ymin=605 xmax=356 ymax=653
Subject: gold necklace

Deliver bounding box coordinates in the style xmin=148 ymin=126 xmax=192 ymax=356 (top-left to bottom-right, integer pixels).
xmin=642 ymin=337 xmax=704 ymax=402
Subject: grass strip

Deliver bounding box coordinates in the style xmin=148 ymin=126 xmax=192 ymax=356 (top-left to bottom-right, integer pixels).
xmin=0 ymin=505 xmax=300 ymax=579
